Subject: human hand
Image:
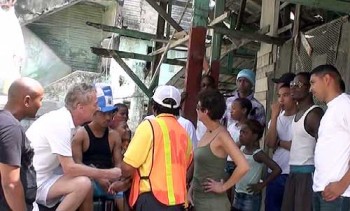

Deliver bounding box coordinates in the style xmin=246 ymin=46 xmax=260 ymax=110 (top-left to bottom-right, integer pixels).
xmin=104 ymin=167 xmax=122 ymax=180
xmin=247 ymin=182 xmax=264 ymax=194
xmin=202 ymin=178 xmax=225 ymax=193
xmin=270 ymin=102 xmax=281 ymax=119
xmin=322 ymin=181 xmax=346 ymax=201
xmin=108 ymin=179 xmax=131 ymax=194
xmin=97 ymin=179 xmax=111 ymax=192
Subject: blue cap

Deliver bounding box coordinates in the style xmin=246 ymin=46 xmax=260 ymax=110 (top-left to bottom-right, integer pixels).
xmin=237 ymin=69 xmax=256 ymax=86
xmin=95 ymin=84 xmax=117 ymax=113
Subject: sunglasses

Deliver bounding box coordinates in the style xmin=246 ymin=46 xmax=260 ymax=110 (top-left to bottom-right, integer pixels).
xmin=290 ymin=81 xmax=309 ymax=88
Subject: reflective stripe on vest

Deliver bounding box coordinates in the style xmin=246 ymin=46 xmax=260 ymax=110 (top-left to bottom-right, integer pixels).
xmin=156 ymin=118 xmax=176 ymax=205
xmin=128 ymin=116 xmax=191 ymax=207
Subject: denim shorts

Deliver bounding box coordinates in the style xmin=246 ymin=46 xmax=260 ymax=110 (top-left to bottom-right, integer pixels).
xmin=233 ymin=191 xmax=261 ymax=211
xmin=93 ymin=180 xmax=123 ymax=199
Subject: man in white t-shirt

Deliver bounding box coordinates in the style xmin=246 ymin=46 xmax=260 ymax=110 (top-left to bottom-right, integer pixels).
xmin=265 ymin=73 xmax=296 ymax=211
xmin=26 ymin=83 xmax=121 ymax=210
xmin=310 ymin=64 xmax=350 ymax=210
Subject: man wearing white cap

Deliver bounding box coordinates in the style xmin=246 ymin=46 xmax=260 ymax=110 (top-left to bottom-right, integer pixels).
xmin=26 ymin=83 xmax=121 ymax=211
xmin=225 ymin=69 xmax=266 ymax=127
xmin=120 ymin=85 xmax=193 ymax=211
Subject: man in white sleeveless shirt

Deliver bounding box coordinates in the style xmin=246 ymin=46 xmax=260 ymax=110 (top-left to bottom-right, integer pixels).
xmin=310 ymin=64 xmax=350 ymax=211
xmin=281 ymin=72 xmax=324 ymax=211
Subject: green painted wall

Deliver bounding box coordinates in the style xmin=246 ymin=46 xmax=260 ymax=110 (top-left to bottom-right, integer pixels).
xmin=27 ymin=3 xmax=105 ymax=72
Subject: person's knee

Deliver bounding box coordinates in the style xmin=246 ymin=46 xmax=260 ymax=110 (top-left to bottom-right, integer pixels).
xmin=73 ymin=176 xmax=92 ymax=194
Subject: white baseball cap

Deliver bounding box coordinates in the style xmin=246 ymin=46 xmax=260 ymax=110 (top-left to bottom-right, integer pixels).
xmin=152 ymin=85 xmax=181 ymax=108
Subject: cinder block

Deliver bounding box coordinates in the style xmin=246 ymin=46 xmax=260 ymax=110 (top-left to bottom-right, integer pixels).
xmin=255 ymin=77 xmax=268 ymax=92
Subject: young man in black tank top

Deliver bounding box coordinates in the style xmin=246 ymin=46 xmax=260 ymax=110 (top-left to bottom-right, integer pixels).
xmin=281 ymin=72 xmax=324 ymax=211
xmin=72 ymin=86 xmax=129 ymax=210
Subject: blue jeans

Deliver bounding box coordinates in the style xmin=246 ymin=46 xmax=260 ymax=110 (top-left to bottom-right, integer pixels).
xmin=233 ymin=191 xmax=261 ymax=211
xmin=313 ymin=192 xmax=350 ymax=211
xmin=265 ymin=174 xmax=288 ymax=211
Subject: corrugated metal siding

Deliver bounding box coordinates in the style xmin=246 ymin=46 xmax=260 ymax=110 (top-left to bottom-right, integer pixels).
xmin=27 ymin=3 xmax=104 ymax=72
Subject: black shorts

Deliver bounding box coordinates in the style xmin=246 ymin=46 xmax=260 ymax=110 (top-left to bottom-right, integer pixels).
xmin=135 ymin=192 xmax=184 ymax=211
xmin=281 ymin=172 xmax=313 ymax=211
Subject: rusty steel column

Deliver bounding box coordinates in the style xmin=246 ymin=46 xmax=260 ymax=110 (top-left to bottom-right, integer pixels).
xmin=183 ymin=0 xmax=210 ymax=126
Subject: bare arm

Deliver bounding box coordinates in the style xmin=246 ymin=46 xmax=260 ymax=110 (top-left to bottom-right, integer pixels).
xmin=278 ymin=140 xmax=292 ymax=151
xmin=248 ymin=151 xmax=281 ymax=193
xmin=71 ymin=128 xmax=85 ymax=164
xmin=220 ymin=133 xmax=249 ymax=192
xmin=203 ymin=132 xmax=249 ymax=193
xmin=305 ymin=107 xmax=324 ymax=140
xmin=265 ymin=102 xmax=281 ymax=148
xmin=323 ymin=169 xmax=350 ymax=201
xmin=0 ymin=164 xmax=26 ymax=211
xmin=110 ymin=131 xmax=122 ymax=168
xmin=58 ymin=155 xmax=121 ymax=180
xmin=121 ymin=162 xmax=136 ymax=178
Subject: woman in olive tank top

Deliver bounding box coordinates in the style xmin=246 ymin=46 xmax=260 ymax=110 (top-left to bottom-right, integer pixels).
xmin=188 ymin=89 xmax=249 ymax=211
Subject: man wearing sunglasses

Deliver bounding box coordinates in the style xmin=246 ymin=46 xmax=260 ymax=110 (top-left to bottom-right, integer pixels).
xmin=281 ymin=72 xmax=324 ymax=211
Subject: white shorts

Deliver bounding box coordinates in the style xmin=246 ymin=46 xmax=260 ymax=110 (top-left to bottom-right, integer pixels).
xmin=36 ymin=174 xmax=63 ymax=208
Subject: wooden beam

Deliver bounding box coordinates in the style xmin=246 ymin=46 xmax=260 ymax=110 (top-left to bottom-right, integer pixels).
xmin=292 ymin=4 xmax=301 ymax=38
xmin=91 ymin=47 xmax=186 ymax=66
xmin=145 ymin=0 xmax=184 ymax=32
xmin=236 ymin=0 xmax=247 ymax=30
xmin=211 ymin=26 xmax=286 ymax=45
xmin=148 ymin=35 xmax=189 ymax=56
xmin=155 ymin=0 xmax=193 ymax=7
xmin=278 ymin=23 xmax=293 ymax=34
xmin=300 ymin=32 xmax=312 ymax=56
xmin=245 ymin=13 xmax=261 ymax=24
xmin=109 ymin=51 xmax=152 ymax=98
xmin=86 ymin=22 xmax=156 ymax=40
xmin=281 ymin=0 xmax=350 ymax=14
xmin=220 ymin=26 xmax=267 ymax=60
xmin=280 ymin=2 xmax=290 ymax=10
xmin=220 ymin=40 xmax=252 ymax=60
xmin=208 ymin=12 xmax=230 ymax=27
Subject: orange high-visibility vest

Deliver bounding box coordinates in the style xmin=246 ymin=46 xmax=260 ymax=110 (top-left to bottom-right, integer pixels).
xmin=129 ymin=115 xmax=193 ymax=207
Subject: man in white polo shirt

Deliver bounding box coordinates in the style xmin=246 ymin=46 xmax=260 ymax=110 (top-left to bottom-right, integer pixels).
xmin=310 ymin=64 xmax=350 ymax=210
xmin=26 ymin=83 xmax=121 ymax=210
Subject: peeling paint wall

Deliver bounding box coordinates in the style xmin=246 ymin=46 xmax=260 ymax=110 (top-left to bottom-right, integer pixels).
xmin=16 ymin=0 xmax=80 ymax=24
xmin=27 ymin=3 xmax=106 ymax=72
xmin=22 ymin=27 xmax=72 ymax=86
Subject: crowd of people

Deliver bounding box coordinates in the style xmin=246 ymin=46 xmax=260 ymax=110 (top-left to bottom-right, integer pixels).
xmin=0 ymin=64 xmax=350 ymax=211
